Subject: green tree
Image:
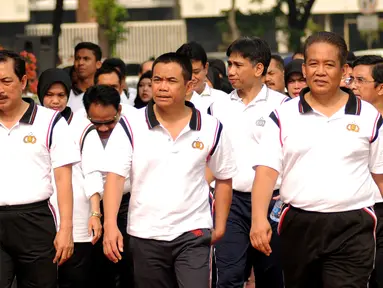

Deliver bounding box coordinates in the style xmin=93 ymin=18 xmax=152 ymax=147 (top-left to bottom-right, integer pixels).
xmin=251 ymin=0 xmax=316 ymax=52
xmin=91 ymin=0 xmax=128 ymax=57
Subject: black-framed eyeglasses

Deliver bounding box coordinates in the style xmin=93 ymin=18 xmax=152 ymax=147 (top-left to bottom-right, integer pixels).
xmin=87 ymin=113 xmax=119 ymax=126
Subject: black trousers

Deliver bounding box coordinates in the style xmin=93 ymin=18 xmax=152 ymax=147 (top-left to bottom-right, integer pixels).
xmin=279 ymin=206 xmax=376 ymax=288
xmin=58 ymin=242 xmax=93 ymax=288
xmin=214 ymin=190 xmax=283 ymax=288
xmin=370 ymin=202 xmax=383 ymax=288
xmin=91 ymin=193 xmax=134 ymax=288
xmin=130 ymin=229 xmax=211 ymax=288
xmin=0 ymin=200 xmax=57 ymax=288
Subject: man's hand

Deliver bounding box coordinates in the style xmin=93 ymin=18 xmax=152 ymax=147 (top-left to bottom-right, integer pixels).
xmin=250 ymin=218 xmax=272 ymax=256
xmin=103 ymin=223 xmax=124 ymax=263
xmin=88 ymin=216 xmax=102 ymax=245
xmin=211 ymin=228 xmax=225 ymax=245
xmin=53 ymin=227 xmax=74 ymax=265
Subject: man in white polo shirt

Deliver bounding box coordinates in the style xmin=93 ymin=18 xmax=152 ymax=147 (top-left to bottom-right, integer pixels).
xmin=176 ymin=41 xmax=229 ymax=113
xmin=102 ymin=52 xmax=237 ymax=288
xmin=251 ymin=31 xmax=383 ymax=287
xmin=350 ymin=56 xmax=383 ymax=288
xmin=0 ymin=50 xmax=79 ymax=287
xmin=211 ymin=37 xmax=288 ymax=288
xmin=82 ymin=85 xmax=135 ymax=288
xmin=67 ymin=42 xmax=102 ymax=112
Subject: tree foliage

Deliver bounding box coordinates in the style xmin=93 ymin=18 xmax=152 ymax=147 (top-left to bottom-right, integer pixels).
xmin=251 ymin=0 xmax=316 ymax=51
xmin=91 ymin=0 xmax=128 ymax=57
xmin=217 ymin=9 xmax=275 ymax=51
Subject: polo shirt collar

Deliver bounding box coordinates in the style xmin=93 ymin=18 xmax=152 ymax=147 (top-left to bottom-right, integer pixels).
xmin=145 ymin=100 xmax=202 ymax=131
xmin=298 ymin=87 xmax=361 ymax=115
xmin=60 ymin=106 xmax=74 ymax=124
xmin=72 ymin=85 xmax=84 ymax=96
xmin=200 ymin=83 xmax=211 ymax=97
xmin=20 ymin=98 xmax=38 ymax=125
xmin=230 ymin=84 xmax=269 ymax=104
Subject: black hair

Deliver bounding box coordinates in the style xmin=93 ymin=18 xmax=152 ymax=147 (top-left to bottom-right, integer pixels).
xmin=153 ymin=52 xmax=192 ymax=82
xmin=176 ymin=41 xmax=208 ymax=67
xmin=135 ymin=70 xmax=153 ymax=109
xmin=303 ymin=31 xmax=348 ymax=66
xmin=0 ymin=50 xmax=26 ymax=81
xmin=226 ymin=37 xmax=271 ymax=76
xmin=94 ymin=66 xmax=123 ymax=84
xmin=102 ymin=58 xmax=127 ymax=77
xmin=209 ymin=58 xmax=227 ymax=77
xmin=75 ymin=42 xmax=102 ymax=61
xmin=207 ymin=67 xmax=222 ymax=90
xmin=347 ymin=51 xmax=356 ymax=65
xmin=292 ymin=50 xmax=304 ymax=59
xmin=373 ymin=63 xmax=383 ymax=85
xmin=353 ymin=55 xmax=383 ymax=68
xmin=270 ymin=54 xmax=284 ymax=71
xmin=83 ymin=85 xmax=120 ymax=112
xmin=139 ymin=59 xmax=154 ymax=75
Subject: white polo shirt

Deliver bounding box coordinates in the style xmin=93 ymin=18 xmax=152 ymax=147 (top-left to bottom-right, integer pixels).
xmin=0 ymin=98 xmax=80 ymax=206
xmin=254 ymin=87 xmax=383 ymax=212
xmin=74 ymin=103 xmax=137 ymax=195
xmin=67 ymin=88 xmax=85 ymax=113
xmin=209 ymin=84 xmax=289 ymax=193
xmin=122 ymin=88 xmax=137 ymax=106
xmin=50 ymin=109 xmax=104 ymax=242
xmin=190 ymin=83 xmax=229 ymax=113
xmin=104 ymin=101 xmax=237 ymax=241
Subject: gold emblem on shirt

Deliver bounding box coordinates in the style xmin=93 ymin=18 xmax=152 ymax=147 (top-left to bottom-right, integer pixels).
xmin=23 ymin=133 xmax=37 ymax=144
xmin=192 ymin=139 xmax=204 ymax=150
xmin=347 ymin=123 xmax=360 ymax=133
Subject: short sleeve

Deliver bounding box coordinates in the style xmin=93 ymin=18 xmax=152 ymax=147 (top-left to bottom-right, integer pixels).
xmin=103 ymin=122 xmax=133 ymax=178
xmin=81 ymin=129 xmax=105 ymax=198
xmin=252 ymin=111 xmax=283 ymax=173
xmin=207 ymin=121 xmax=237 ymax=180
xmin=370 ymin=114 xmax=383 ymax=174
xmin=50 ymin=117 xmax=80 ymax=169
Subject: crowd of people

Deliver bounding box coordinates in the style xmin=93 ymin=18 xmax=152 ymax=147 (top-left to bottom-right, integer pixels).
xmin=1 ymin=30 xmax=383 ymax=288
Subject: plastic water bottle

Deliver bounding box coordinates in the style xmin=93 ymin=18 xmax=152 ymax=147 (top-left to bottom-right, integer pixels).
xmin=270 ymin=200 xmax=283 ymax=223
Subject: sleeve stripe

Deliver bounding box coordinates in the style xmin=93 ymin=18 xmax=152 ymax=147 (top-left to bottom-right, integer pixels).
xmin=80 ymin=123 xmax=96 ymax=153
xmin=269 ymin=111 xmax=280 ymax=128
xmin=207 ymin=106 xmax=212 ymax=115
xmin=207 ymin=120 xmax=223 ymax=160
xmin=281 ymin=96 xmax=290 ymax=104
xmin=46 ymin=111 xmax=62 ymax=150
xmin=119 ymin=116 xmax=134 ymax=149
xmin=270 ymin=110 xmax=283 ymax=147
xmin=371 ymin=113 xmax=383 ymax=143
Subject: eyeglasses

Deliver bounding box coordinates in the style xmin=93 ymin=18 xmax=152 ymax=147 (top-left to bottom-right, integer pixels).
xmin=87 ymin=113 xmax=119 ymax=126
xmin=344 ymin=76 xmax=375 ymax=86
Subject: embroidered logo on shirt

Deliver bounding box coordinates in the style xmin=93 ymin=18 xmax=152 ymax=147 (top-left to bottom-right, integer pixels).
xmin=192 ymin=139 xmax=204 ymax=150
xmin=256 ymin=117 xmax=266 ymax=127
xmin=347 ymin=123 xmax=360 ymax=133
xmin=23 ymin=133 xmax=37 ymax=144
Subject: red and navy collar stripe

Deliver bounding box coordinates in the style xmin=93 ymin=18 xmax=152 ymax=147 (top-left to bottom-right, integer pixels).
xmin=298 ymin=87 xmax=362 ymax=115
xmin=20 ymin=98 xmax=38 ymax=125
xmin=145 ymin=100 xmax=202 ymax=131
